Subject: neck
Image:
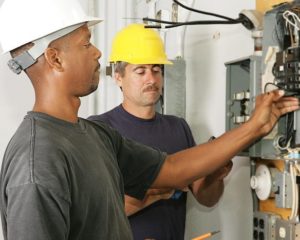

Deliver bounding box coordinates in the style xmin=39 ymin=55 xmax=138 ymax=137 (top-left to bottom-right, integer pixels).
xmin=33 ymin=94 xmax=81 ymax=123
xmin=122 ymin=102 xmax=156 ymax=120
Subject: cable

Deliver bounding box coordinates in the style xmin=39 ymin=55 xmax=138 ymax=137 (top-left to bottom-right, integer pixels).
xmin=144 ymin=18 xmax=241 ymax=29
xmin=172 ymin=0 xmax=236 ymax=21
xmin=166 ymin=20 xmax=240 ymax=29
xmin=290 ymin=163 xmax=299 ymax=221
xmin=142 ymin=0 xmax=248 ymax=29
xmin=143 ymin=17 xmax=179 ymax=25
xmin=263 ymin=82 xmax=281 ymax=93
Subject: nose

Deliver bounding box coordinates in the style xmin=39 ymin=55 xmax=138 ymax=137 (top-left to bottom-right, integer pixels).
xmin=94 ymin=45 xmax=102 ymax=60
xmin=145 ymin=70 xmax=160 ymax=84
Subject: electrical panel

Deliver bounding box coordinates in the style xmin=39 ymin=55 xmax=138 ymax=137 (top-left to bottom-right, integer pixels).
xmin=249 ymin=160 xmax=300 ymax=240
xmin=253 ymin=211 xmax=279 ymax=240
xmin=225 ymin=56 xmax=261 ymax=156
xmin=226 ymin=2 xmax=300 ymax=160
xmin=226 ymin=2 xmax=300 ymax=240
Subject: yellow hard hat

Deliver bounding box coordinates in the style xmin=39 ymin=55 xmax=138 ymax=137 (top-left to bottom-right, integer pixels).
xmin=109 ymin=23 xmax=172 ymax=65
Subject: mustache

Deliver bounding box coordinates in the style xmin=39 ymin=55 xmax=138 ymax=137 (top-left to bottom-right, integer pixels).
xmin=143 ymin=84 xmax=159 ymax=92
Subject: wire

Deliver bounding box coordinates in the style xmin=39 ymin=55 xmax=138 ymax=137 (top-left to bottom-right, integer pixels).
xmin=290 ymin=164 xmax=296 ymax=220
xmin=144 ymin=18 xmax=241 ymax=29
xmin=263 ymin=82 xmax=281 ymax=93
xmin=143 ymin=1 xmax=242 ymax=29
xmin=290 ymin=163 xmax=299 ymax=222
xmin=283 ymin=10 xmax=300 ymax=31
xmin=143 ymin=17 xmax=179 ymax=25
xmin=274 ymin=11 xmax=286 ymax=49
xmin=172 ymin=0 xmax=236 ymax=21
xmin=282 ymin=10 xmax=300 ymax=47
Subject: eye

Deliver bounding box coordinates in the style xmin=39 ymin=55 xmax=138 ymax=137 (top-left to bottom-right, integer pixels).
xmin=152 ymin=66 xmax=162 ymax=73
xmin=84 ymin=42 xmax=92 ymax=48
xmin=135 ymin=68 xmax=145 ymax=75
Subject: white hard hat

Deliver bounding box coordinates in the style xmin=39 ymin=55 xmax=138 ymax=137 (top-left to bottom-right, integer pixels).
xmin=0 ymin=0 xmax=102 ymax=73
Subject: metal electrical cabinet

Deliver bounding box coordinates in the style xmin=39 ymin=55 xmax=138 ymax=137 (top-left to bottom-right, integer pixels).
xmin=225 ymin=55 xmax=262 ymax=157
xmin=226 ymin=2 xmax=300 ymax=160
xmin=225 ymin=55 xmax=292 ymax=159
xmin=226 ymin=2 xmax=300 ymax=240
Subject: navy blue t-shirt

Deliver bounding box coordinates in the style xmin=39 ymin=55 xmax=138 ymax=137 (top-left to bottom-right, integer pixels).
xmin=88 ymin=105 xmax=196 ymax=240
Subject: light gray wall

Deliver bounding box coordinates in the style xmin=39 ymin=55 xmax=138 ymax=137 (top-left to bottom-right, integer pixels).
xmin=178 ymin=1 xmax=255 ymax=239
xmin=132 ymin=1 xmax=255 ymax=239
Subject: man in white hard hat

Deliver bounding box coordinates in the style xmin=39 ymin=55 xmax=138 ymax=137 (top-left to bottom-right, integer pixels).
xmin=0 ymin=1 xmax=299 ymax=240
xmin=88 ymin=23 xmax=233 ymax=240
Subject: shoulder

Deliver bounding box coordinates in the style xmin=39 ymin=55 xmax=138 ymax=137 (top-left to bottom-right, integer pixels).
xmin=157 ymin=113 xmax=190 ymax=128
xmin=87 ymin=106 xmax=120 ymax=125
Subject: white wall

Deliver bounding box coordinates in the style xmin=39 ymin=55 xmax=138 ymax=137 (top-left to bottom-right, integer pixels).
xmin=0 ymin=1 xmax=102 ymax=240
xmin=131 ymin=1 xmax=255 ymax=240
xmin=181 ymin=1 xmax=255 ymax=240
xmin=0 ymin=0 xmax=96 ymax=162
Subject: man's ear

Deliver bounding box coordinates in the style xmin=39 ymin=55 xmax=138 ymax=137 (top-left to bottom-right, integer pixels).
xmin=114 ymin=72 xmax=123 ymax=88
xmin=44 ymin=47 xmax=63 ymax=71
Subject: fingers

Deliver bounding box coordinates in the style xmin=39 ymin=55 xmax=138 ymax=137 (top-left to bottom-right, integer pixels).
xmin=252 ymin=90 xmax=299 ymax=135
xmin=275 ymin=98 xmax=299 ymax=108
xmin=258 ymin=89 xmax=285 ymax=105
xmin=180 ymin=186 xmax=189 ymax=192
xmin=257 ymin=90 xmax=299 ymax=116
xmin=146 ymin=188 xmax=174 ymax=196
xmin=274 ymin=98 xmax=299 ymax=118
xmin=160 ymin=191 xmax=175 ymax=200
xmin=263 ymin=90 xmax=298 ymax=105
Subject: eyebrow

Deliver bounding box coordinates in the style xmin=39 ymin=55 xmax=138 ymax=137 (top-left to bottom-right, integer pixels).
xmin=132 ymin=65 xmax=161 ymax=71
xmin=152 ymin=64 xmax=160 ymax=68
xmin=132 ymin=65 xmax=146 ymax=71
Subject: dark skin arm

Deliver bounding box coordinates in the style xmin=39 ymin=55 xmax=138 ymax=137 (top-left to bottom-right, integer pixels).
xmin=125 ymin=163 xmax=232 ymax=215
xmin=125 ymin=189 xmax=174 ymax=216
xmin=124 ymin=91 xmax=299 ymax=213
xmin=152 ymin=91 xmax=299 ymax=189
xmin=189 ymin=160 xmax=233 ymax=207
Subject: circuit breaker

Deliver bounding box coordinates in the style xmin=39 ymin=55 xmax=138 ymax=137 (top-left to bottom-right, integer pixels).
xmin=225 ymin=2 xmax=300 ymax=159
xmin=226 ymin=2 xmax=300 ymax=240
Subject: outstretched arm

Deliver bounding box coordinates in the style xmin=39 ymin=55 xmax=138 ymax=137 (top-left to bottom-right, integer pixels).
xmin=152 ymin=90 xmax=299 ymax=189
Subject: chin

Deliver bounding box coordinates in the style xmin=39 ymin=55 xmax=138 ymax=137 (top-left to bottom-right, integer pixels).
xmin=81 ymin=85 xmax=99 ymax=97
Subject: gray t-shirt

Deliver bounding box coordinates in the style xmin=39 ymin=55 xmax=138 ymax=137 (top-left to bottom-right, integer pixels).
xmin=0 ymin=112 xmax=166 ymax=240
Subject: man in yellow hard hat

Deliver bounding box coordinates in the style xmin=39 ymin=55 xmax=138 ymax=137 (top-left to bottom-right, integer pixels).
xmin=0 ymin=1 xmax=299 ymax=240
xmin=89 ymin=23 xmax=234 ymax=239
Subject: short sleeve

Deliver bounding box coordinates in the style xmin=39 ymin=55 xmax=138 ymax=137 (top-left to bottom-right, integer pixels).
xmin=117 ymin=137 xmax=166 ymax=199
xmin=5 ymin=183 xmax=70 ymax=240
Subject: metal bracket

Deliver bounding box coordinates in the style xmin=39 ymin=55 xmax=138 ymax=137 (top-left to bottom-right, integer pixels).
xmin=7 ymin=51 xmax=36 ymax=74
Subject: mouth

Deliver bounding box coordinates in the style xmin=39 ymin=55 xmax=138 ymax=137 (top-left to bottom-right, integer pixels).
xmin=143 ymin=85 xmax=159 ymax=93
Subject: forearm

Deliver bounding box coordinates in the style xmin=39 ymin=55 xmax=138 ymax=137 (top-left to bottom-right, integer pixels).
xmin=153 ymin=120 xmax=257 ymax=188
xmin=153 ymin=91 xmax=298 ymax=189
